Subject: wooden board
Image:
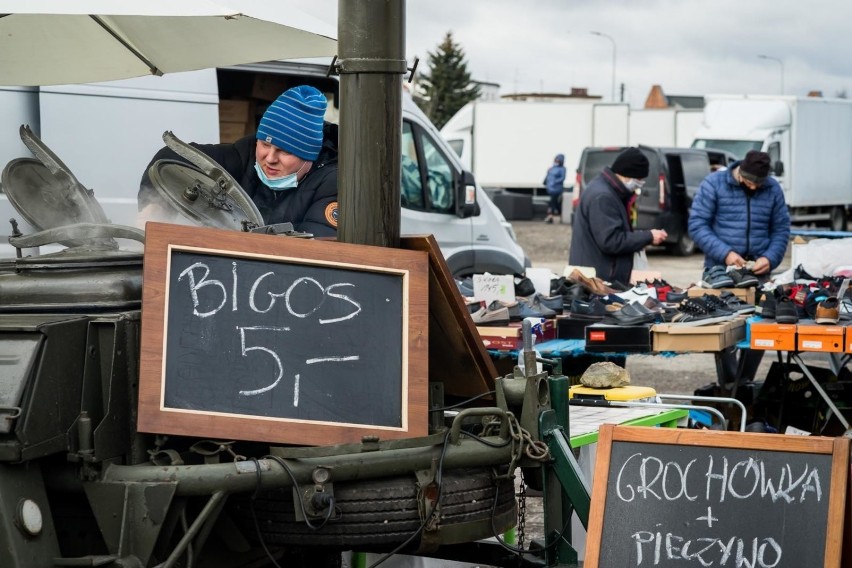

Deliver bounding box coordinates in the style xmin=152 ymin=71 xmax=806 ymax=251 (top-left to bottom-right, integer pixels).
xmin=400 ymin=235 xmax=497 ymax=398
xmin=138 ymin=222 xmax=429 ymax=446
xmin=585 ymin=425 xmax=850 ymax=568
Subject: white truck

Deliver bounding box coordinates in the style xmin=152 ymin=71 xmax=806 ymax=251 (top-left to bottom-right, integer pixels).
xmin=440 ymin=99 xmax=630 ymax=197
xmin=628 ymin=108 xmax=704 ymax=148
xmin=692 ymin=94 xmax=852 ymax=231
xmin=0 ymin=62 xmax=528 ymax=275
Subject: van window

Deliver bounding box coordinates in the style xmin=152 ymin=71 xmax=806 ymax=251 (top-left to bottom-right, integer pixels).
xmin=447 ymin=139 xmax=464 ymax=158
xmin=419 ymin=130 xmax=454 ymax=213
xmin=581 ymin=150 xmax=620 ymax=186
xmin=681 ymin=153 xmax=711 ymax=187
xmin=767 ymin=142 xmax=781 ymax=173
xmin=401 ymin=122 xmax=425 ymax=208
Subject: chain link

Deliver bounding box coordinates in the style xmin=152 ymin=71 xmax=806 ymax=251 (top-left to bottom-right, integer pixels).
xmin=516 ymin=470 xmax=527 ymax=550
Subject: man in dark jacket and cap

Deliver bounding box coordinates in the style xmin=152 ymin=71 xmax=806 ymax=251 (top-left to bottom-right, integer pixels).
xmin=569 ymin=147 xmax=668 ymax=285
xmin=138 ymin=85 xmax=338 ymax=236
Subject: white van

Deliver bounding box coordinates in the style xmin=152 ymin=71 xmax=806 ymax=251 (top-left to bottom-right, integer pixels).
xmin=0 ymin=61 xmax=529 ymax=276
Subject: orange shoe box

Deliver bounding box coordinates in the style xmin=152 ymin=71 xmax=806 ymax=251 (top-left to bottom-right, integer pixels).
xmin=749 ymin=322 xmax=796 ymax=351
xmin=796 ymin=322 xmax=844 ymax=353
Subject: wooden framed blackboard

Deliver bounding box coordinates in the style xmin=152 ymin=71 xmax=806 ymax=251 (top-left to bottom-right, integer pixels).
xmin=138 ymin=222 xmax=429 ymax=446
xmin=585 ymin=425 xmax=849 ymax=568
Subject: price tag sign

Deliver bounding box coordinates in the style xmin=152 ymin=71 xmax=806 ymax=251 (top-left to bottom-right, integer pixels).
xmin=473 ymin=273 xmax=515 ymax=303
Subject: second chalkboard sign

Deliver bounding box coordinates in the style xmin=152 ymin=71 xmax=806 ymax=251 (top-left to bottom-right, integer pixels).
xmin=585 ymin=425 xmax=849 ymax=568
xmin=138 ymin=222 xmax=429 ymax=446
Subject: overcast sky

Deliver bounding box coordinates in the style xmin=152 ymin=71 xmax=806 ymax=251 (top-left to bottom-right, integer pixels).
xmin=299 ymin=0 xmax=852 ymax=107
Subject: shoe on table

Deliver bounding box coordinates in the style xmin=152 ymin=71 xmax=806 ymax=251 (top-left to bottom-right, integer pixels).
xmin=568 ymin=298 xmax=607 ymax=321
xmin=702 ymin=265 xmax=735 ymax=289
xmin=755 ymin=289 xmax=777 ymax=318
xmin=671 ymin=297 xmax=733 ymax=327
xmin=614 ymin=283 xmax=658 ymax=304
xmin=602 ymin=304 xmax=657 ymax=326
xmin=718 ymin=290 xmax=756 ymax=314
xmin=774 ymin=296 xmax=799 ymax=324
xmin=815 ymin=296 xmax=840 ymax=324
xmin=471 ymin=301 xmax=510 ymax=326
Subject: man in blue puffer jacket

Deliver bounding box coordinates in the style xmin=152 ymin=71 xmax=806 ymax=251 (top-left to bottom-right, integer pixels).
xmin=688 ymin=150 xmax=790 ymax=276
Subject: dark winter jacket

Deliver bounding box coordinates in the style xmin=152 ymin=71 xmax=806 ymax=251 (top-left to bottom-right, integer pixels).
xmin=544 ymin=154 xmax=566 ymax=196
xmin=138 ymin=123 xmax=339 ymax=237
xmin=688 ymin=162 xmax=790 ymax=270
xmin=569 ymin=167 xmax=654 ymax=284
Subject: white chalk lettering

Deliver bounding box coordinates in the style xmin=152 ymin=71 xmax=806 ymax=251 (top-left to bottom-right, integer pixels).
xmin=236 ymin=326 xmax=289 ymax=397
xmin=178 ymin=262 xmax=227 ymax=318
xmin=630 ymin=533 xmax=783 ymax=567
xmin=321 ymin=282 xmax=362 ymax=323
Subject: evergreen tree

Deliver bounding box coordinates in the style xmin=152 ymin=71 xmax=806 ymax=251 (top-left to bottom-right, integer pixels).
xmin=414 ymin=32 xmax=481 ymax=129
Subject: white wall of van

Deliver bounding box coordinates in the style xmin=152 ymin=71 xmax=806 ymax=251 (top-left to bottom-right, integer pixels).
xmin=0 ymin=62 xmax=528 ymax=275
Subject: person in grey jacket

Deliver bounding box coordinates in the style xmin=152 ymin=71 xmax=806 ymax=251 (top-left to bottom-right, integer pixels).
xmin=688 ymin=150 xmax=790 ymax=276
xmin=569 ymin=147 xmax=668 ymax=286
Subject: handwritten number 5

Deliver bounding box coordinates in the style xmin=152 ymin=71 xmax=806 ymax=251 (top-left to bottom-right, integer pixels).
xmin=237 ymin=326 xmax=289 ymax=398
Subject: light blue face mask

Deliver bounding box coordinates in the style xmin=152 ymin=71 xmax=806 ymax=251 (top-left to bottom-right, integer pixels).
xmin=254 ymin=161 xmax=303 ymax=191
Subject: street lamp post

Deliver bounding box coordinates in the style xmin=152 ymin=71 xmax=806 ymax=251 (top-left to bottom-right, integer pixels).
xmin=757 ymin=54 xmax=785 ymax=95
xmin=591 ymin=31 xmax=616 ymax=102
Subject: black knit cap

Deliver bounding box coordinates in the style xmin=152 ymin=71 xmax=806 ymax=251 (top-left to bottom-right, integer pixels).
xmin=739 ymin=150 xmax=771 ymax=183
xmin=611 ymin=147 xmax=650 ymax=179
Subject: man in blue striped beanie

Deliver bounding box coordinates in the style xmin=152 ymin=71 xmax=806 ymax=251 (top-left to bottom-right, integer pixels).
xmin=139 ymin=84 xmax=339 ymax=236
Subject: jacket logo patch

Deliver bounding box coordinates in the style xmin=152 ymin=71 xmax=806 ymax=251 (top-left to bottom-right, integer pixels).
xmin=324 ymin=202 xmax=339 ymax=228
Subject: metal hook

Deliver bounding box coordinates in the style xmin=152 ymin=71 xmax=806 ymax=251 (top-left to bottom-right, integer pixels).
xmin=407 ymin=57 xmax=419 ymax=84
xmin=326 ymin=55 xmax=339 ymax=78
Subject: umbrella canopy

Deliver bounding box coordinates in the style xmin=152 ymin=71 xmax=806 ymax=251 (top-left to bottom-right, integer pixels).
xmin=0 ymin=0 xmax=337 ymax=86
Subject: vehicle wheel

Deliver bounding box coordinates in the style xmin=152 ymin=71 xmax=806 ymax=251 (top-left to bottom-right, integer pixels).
xmin=228 ymin=467 xmax=516 ymax=550
xmin=668 ymin=233 xmax=696 ymax=256
xmin=829 ymin=206 xmax=847 ymax=232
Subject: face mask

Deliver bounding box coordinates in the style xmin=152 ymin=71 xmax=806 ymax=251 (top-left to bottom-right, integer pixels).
xmin=624 ymin=178 xmax=646 ymax=192
xmin=254 ymin=161 xmax=305 ymax=191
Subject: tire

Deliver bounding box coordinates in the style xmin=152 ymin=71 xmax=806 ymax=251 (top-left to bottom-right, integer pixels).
xmin=228 ymin=467 xmax=516 ymax=550
xmin=829 ymin=206 xmax=847 ymax=232
xmin=668 ymin=232 xmax=696 ymax=256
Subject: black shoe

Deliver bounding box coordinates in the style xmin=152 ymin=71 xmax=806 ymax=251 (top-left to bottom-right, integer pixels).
xmin=671 ymin=297 xmax=733 ymax=327
xmin=756 ymin=289 xmax=777 ymax=318
xmin=699 ymin=294 xmax=736 ymax=317
xmin=718 ymin=291 xmax=755 ymax=314
xmin=569 ymin=298 xmax=607 ymax=321
xmin=514 ymin=275 xmax=536 ymax=297
xmin=602 ymin=304 xmax=657 ymax=326
xmin=774 ymin=296 xmax=799 ymax=324
xmin=665 ymin=290 xmax=688 ymax=304
xmin=729 ymin=268 xmax=759 ymax=288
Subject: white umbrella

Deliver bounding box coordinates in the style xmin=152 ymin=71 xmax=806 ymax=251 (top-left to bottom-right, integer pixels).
xmin=0 ymin=0 xmax=337 ymax=86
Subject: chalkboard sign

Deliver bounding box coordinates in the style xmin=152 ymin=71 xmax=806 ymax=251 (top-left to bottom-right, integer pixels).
xmin=138 ymin=222 xmax=429 ymax=446
xmin=585 ymin=425 xmax=849 ymax=568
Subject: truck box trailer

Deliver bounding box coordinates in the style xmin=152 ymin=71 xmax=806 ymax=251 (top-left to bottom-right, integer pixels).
xmin=440 ymin=100 xmax=629 ymax=196
xmin=629 ymin=108 xmax=703 ymax=148
xmin=692 ymin=94 xmax=852 ymax=230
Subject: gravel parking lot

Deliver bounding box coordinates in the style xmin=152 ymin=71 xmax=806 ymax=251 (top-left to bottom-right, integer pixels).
xmin=510 ymin=218 xmax=789 ymax=396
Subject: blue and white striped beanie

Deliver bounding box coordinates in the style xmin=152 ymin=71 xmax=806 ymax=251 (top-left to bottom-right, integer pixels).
xmin=256 ymin=85 xmax=327 ymax=161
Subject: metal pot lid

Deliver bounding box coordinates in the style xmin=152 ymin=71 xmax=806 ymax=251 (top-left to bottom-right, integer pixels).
xmin=1 ymin=158 xmax=116 ymax=249
xmin=146 ymin=159 xmax=261 ymax=231
xmin=13 ymin=246 xmax=142 ymax=269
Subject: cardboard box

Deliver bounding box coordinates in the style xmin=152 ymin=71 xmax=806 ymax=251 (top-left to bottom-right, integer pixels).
xmin=796 ymin=321 xmax=844 ymax=353
xmin=477 ymin=319 xmax=556 ymax=351
xmin=219 ymin=99 xmax=256 ymax=123
xmin=584 ymin=324 xmax=652 ymax=353
xmin=219 ymin=121 xmax=252 ymax=143
xmin=749 ymin=321 xmax=796 ymax=351
xmin=652 ymin=318 xmax=746 ymax=352
xmin=252 ymin=74 xmax=291 ymax=101
xmin=687 ymin=287 xmax=756 ymax=305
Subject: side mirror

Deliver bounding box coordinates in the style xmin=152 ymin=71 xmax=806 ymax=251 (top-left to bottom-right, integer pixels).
xmin=456 ymin=170 xmax=480 ymax=219
xmin=773 ymin=160 xmax=784 ymax=177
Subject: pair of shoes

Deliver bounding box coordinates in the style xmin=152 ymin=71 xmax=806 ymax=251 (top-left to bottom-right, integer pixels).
xmin=718 ymin=291 xmax=755 ymax=314
xmin=671 ymin=297 xmax=733 ymax=326
xmin=702 ymin=266 xmax=734 ymax=289
xmin=567 ymin=268 xmax=617 ymax=296
xmin=805 ymin=287 xmax=833 ymax=319
xmin=727 ymin=267 xmax=759 ymax=288
xmin=471 ymin=301 xmax=510 ymax=325
xmin=614 ymin=283 xmax=658 ymax=304
xmin=815 ymin=296 xmax=840 ymax=324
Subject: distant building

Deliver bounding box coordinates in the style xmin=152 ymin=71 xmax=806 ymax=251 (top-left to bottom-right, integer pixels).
xmin=499 ymin=87 xmax=604 ymax=103
xmin=644 ymin=84 xmax=704 ymax=109
xmin=472 ymin=80 xmax=500 ymax=101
